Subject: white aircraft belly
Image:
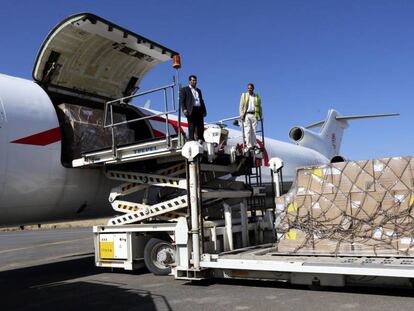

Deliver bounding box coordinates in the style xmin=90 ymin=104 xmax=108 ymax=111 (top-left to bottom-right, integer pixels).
xmin=0 ymin=96 xmax=6 ymax=200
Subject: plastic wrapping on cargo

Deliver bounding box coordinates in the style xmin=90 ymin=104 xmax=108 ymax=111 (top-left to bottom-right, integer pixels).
xmin=57 ymin=103 xmax=136 ymax=160
xmin=275 ymin=157 xmax=414 ymax=256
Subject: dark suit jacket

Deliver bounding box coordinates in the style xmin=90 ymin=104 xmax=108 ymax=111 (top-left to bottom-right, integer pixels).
xmin=179 ymin=86 xmax=207 ymax=116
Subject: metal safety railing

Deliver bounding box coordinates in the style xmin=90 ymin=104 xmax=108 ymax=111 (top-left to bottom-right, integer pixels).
xmin=215 ymin=115 xmax=265 ymax=150
xmin=103 ymin=79 xmax=184 ymax=158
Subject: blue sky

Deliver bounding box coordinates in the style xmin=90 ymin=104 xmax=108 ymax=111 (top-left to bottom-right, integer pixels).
xmin=1 ymin=0 xmax=412 ymax=160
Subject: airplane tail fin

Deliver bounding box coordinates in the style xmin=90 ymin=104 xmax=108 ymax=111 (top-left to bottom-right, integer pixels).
xmin=289 ymin=110 xmax=399 ymax=161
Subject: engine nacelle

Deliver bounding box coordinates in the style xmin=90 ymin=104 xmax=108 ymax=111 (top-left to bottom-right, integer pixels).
xmin=289 ymin=126 xmax=323 ymax=145
xmin=289 ymin=126 xmax=332 ymax=158
xmin=289 ymin=126 xmax=306 ymax=142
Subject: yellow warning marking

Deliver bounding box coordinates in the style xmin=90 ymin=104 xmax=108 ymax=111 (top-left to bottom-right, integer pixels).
xmin=312 ymin=169 xmax=323 ymax=178
xmin=286 ymin=231 xmax=297 ymax=240
xmin=287 ymin=202 xmax=298 ymax=213
xmin=99 ymin=241 xmax=114 ymax=259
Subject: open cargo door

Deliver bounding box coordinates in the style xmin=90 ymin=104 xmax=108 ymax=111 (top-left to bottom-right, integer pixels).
xmin=33 ymin=13 xmax=178 ymax=100
xmin=32 ymin=13 xmax=179 ymax=167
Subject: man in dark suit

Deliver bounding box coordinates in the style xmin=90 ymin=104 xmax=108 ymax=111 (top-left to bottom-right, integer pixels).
xmin=180 ymin=75 xmax=207 ymax=141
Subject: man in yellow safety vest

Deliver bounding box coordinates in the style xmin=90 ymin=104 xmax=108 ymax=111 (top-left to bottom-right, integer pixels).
xmin=239 ymin=83 xmax=263 ymax=151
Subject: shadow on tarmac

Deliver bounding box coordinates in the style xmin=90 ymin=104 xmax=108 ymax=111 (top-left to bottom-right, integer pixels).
xmin=185 ymin=277 xmax=414 ymax=298
xmin=0 ymin=256 xmax=172 ymax=311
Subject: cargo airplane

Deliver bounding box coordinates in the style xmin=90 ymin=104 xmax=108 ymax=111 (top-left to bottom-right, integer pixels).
xmin=0 ymin=13 xmax=397 ymax=227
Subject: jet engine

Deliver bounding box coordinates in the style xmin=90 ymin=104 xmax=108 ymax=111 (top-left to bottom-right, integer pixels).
xmin=289 ymin=126 xmax=347 ymax=164
xmin=288 ymin=126 xmax=332 ymax=157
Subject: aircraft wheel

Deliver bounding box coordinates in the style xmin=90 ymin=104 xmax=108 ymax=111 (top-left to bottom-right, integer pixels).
xmin=144 ymin=238 xmax=175 ymax=275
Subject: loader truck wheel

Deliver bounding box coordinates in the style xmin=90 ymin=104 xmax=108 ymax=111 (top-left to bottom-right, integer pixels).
xmin=144 ymin=238 xmax=175 ymax=275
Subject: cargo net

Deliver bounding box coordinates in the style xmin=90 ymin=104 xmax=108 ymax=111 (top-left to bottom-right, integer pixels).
xmin=275 ymin=156 xmax=414 ymax=257
xmin=56 ymin=103 xmax=136 ymax=161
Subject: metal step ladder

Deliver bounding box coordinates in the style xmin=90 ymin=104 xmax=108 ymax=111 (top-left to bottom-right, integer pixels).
xmin=240 ymin=116 xmax=267 ymax=217
xmin=244 ymin=153 xmax=267 ymax=217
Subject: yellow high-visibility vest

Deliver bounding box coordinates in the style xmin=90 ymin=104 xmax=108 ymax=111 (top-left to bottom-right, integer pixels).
xmin=239 ymin=93 xmax=262 ymax=119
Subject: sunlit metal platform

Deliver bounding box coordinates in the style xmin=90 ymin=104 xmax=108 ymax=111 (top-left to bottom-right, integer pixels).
xmin=72 ymin=136 xmax=182 ymax=167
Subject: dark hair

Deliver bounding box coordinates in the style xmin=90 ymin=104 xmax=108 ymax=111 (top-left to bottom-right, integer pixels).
xmin=189 ymin=75 xmax=197 ymax=81
xmin=247 ymin=83 xmax=255 ymax=89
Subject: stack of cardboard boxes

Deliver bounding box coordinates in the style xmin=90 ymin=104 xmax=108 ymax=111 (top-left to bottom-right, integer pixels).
xmin=276 ymin=157 xmax=414 ymax=256
xmin=57 ymin=103 xmax=136 ymax=159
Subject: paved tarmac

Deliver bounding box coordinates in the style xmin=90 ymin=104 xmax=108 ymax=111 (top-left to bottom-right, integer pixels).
xmin=1 ymin=228 xmax=414 ymax=311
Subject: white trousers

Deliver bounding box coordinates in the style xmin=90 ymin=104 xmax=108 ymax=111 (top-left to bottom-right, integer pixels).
xmin=243 ymin=113 xmax=257 ymax=148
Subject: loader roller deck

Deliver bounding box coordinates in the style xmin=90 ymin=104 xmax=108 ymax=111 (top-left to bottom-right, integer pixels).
xmin=72 ymin=136 xmax=183 ymax=167
xmin=198 ymin=244 xmax=414 ymax=279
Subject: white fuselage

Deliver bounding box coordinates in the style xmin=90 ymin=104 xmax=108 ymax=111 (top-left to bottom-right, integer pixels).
xmin=0 ymin=74 xmax=113 ymax=226
xmin=0 ymin=73 xmax=329 ymax=227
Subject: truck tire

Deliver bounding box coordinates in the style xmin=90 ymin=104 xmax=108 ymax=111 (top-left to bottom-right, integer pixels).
xmin=144 ymin=238 xmax=175 ymax=275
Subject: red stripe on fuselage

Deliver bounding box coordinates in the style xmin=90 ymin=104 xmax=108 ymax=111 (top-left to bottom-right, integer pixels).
xmin=153 ymin=128 xmax=166 ymax=138
xmin=149 ymin=115 xmax=188 ymax=132
xmin=10 ymin=127 xmax=62 ymax=146
xmin=9 ymin=115 xmax=184 ymax=146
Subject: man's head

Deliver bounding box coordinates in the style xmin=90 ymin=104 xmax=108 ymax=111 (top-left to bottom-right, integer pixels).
xmin=247 ymin=83 xmax=255 ymax=95
xmin=189 ymin=75 xmax=197 ymax=88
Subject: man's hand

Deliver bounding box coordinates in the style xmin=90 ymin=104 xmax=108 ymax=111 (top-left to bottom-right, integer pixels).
xmin=183 ymin=109 xmax=188 ymax=117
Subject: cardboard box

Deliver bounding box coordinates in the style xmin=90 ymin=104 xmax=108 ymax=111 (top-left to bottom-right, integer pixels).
xmin=351 ymin=238 xmax=398 ymax=256
xmin=331 ymin=160 xmax=375 ymax=193
xmin=313 ymin=239 xmax=354 ymax=255
xmin=392 ymin=190 xmax=414 ymax=215
xmin=57 ymin=103 xmax=136 ymax=159
xmin=283 ymin=156 xmax=414 ymax=257
xmin=374 ymin=157 xmax=414 ymax=192
xmin=293 ymin=195 xmax=312 ymax=217
xmin=349 ymin=192 xmax=383 ymax=222
xmin=296 ymin=168 xmax=334 ymax=196
xmin=397 ymin=236 xmax=414 ymax=254
xmin=311 ymin=193 xmax=350 ymax=226
xmin=274 ymin=195 xmax=287 ymax=232
xmin=277 ymin=229 xmax=313 ymax=253
xmin=278 ymin=195 xmax=312 ymax=230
